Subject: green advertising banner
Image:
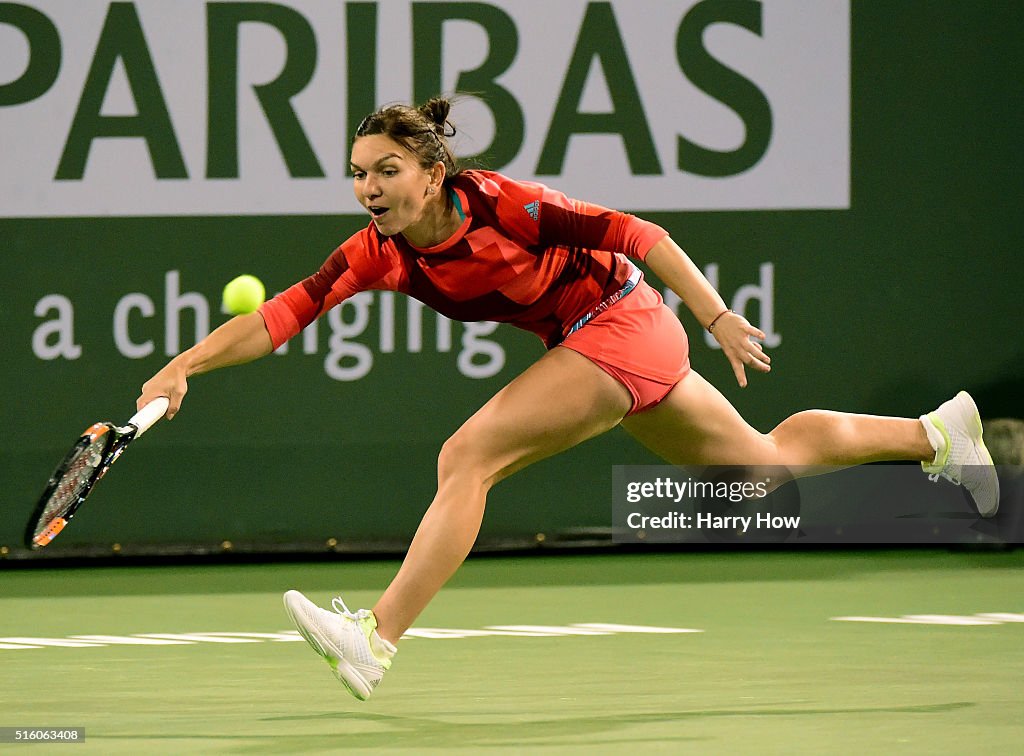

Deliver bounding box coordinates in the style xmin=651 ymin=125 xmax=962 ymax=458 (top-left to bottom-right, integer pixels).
xmin=2 ymin=1 xmax=1021 ymax=557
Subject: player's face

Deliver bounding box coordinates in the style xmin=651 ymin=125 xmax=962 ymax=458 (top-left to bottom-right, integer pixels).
xmin=350 ymin=135 xmax=435 ymax=237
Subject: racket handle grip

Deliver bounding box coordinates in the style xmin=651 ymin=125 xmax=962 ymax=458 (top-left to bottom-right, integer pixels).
xmin=130 ymin=397 xmax=170 ymax=437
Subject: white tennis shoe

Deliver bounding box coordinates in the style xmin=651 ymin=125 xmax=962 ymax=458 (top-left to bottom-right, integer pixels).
xmin=920 ymin=391 xmax=999 ymax=517
xmin=283 ymin=590 xmax=396 ymax=701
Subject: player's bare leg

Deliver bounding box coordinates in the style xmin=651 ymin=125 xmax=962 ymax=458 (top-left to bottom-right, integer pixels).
xmin=371 ymin=347 xmax=632 ymax=643
xmin=621 ymin=371 xmax=997 ymax=514
xmin=284 ymin=347 xmax=631 ymax=697
xmin=621 ymin=369 xmax=931 ymax=469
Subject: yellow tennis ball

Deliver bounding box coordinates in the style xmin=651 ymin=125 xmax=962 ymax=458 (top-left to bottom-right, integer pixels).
xmin=222 ymin=274 xmax=265 ymax=315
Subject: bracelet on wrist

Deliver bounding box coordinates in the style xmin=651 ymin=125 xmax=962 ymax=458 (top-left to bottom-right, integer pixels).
xmin=707 ymin=309 xmax=734 ymax=334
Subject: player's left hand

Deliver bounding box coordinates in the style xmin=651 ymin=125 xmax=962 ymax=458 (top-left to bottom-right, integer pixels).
xmin=711 ymin=312 xmax=771 ymax=388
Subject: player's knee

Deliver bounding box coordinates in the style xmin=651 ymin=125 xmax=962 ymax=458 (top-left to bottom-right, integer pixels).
xmin=437 ymin=429 xmax=491 ymax=489
xmin=768 ymin=410 xmax=839 ymax=467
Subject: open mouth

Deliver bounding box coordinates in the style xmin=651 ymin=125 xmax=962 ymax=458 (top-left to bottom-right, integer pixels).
xmin=368 ymin=206 xmax=389 ymax=219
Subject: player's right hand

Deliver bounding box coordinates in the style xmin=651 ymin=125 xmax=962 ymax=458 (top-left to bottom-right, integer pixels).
xmin=138 ymin=359 xmax=189 ymax=419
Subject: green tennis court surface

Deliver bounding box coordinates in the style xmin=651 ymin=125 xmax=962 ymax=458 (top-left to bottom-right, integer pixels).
xmin=1 ymin=550 xmax=1021 ymax=753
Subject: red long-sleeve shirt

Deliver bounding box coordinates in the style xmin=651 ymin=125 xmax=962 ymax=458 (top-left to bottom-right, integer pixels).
xmin=259 ymin=170 xmax=668 ymax=350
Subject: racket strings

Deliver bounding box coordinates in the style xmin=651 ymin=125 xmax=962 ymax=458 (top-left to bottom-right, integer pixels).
xmin=39 ymin=437 xmax=107 ymax=523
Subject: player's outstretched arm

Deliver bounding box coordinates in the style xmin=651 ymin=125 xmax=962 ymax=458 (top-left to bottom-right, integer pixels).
xmin=644 ymin=236 xmax=771 ymax=388
xmin=137 ymin=312 xmax=274 ymax=419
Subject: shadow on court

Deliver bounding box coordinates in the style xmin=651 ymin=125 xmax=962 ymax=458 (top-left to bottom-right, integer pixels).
xmin=79 ymin=702 xmax=973 ymax=751
xmin=204 ymin=701 xmax=972 ymax=750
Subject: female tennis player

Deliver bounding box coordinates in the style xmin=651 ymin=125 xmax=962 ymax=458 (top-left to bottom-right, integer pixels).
xmin=138 ymin=97 xmax=998 ymax=701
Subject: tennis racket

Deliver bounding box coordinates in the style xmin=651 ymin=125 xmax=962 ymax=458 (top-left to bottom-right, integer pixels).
xmin=25 ymin=397 xmax=170 ymax=549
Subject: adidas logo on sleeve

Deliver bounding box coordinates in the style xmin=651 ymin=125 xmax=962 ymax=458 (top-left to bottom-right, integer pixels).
xmin=523 ymin=201 xmax=540 ymax=221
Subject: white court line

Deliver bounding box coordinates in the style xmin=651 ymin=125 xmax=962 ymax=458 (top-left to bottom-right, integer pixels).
xmin=832 ymin=614 xmax=1007 ymax=625
xmin=0 ymin=623 xmax=703 ymax=650
xmin=3 ymin=615 xmax=1019 ymax=652
xmin=485 ymin=625 xmax=615 ymax=635
xmin=0 ymin=637 xmax=106 ymax=647
xmin=402 ymin=628 xmax=565 ymax=639
xmin=573 ymin=623 xmax=703 ymax=634
xmin=191 ymin=632 xmax=306 ymax=642
xmin=70 ymin=635 xmax=194 ymax=645
xmin=975 ymin=613 xmax=1024 ymax=622
xmin=134 ymin=633 xmax=266 ymax=643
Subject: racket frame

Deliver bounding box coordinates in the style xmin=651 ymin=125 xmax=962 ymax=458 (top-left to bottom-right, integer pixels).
xmin=24 ymin=398 xmax=168 ymax=550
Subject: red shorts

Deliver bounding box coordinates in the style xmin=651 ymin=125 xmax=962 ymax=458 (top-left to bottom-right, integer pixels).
xmin=560 ymin=280 xmax=690 ymax=415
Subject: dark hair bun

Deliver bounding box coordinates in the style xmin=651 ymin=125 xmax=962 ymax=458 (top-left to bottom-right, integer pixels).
xmin=355 ymin=96 xmax=461 ymax=179
xmin=419 ymin=97 xmax=452 ymax=132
